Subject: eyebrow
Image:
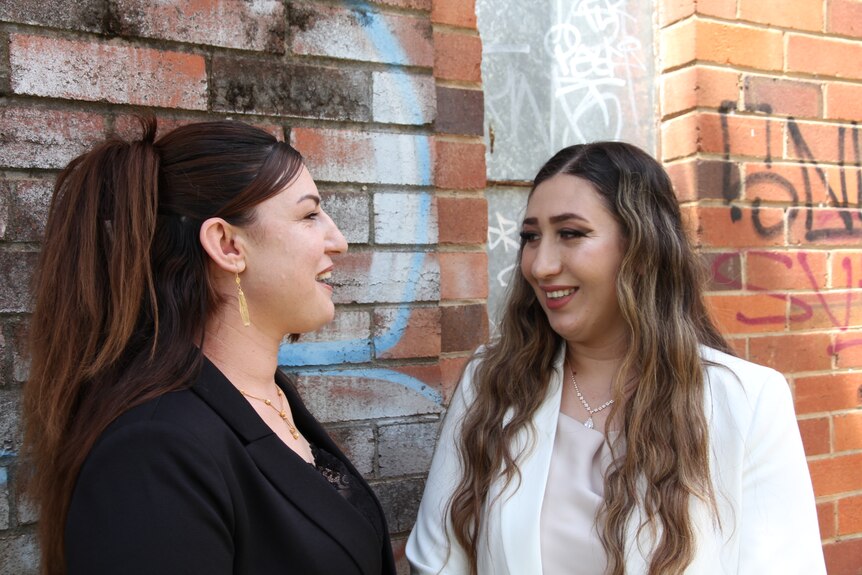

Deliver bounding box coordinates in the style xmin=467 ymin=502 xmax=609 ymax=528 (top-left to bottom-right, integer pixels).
xmin=297 ymin=194 xmax=321 ymax=206
xmin=522 ymin=212 xmax=588 ymax=226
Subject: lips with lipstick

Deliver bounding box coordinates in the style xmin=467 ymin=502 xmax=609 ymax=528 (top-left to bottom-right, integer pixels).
xmin=541 ymin=285 xmax=578 ymax=310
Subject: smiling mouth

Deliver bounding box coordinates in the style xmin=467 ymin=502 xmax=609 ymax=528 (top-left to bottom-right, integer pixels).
xmin=316 ymin=271 xmax=332 ymax=282
xmin=546 ymin=288 xmax=576 ymax=299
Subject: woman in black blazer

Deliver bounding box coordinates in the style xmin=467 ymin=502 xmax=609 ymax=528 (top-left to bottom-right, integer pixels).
xmin=23 ymin=118 xmax=396 ymax=575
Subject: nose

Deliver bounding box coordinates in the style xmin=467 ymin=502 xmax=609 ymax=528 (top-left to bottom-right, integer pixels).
xmin=325 ymin=213 xmax=348 ymax=254
xmin=530 ymin=238 xmax=561 ymax=280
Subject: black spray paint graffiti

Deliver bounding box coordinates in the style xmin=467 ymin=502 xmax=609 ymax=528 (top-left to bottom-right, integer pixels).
xmin=718 ymin=100 xmax=862 ymax=241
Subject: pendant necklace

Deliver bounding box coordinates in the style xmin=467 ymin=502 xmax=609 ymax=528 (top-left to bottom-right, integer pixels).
xmin=569 ymin=365 xmax=614 ymax=429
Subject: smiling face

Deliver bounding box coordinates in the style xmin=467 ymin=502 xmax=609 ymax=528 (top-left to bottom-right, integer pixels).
xmin=519 ymin=173 xmax=628 ymax=350
xmin=240 ymin=165 xmax=347 ymax=337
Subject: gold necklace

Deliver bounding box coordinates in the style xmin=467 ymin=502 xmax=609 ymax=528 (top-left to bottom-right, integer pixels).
xmin=239 ymin=386 xmax=300 ymax=440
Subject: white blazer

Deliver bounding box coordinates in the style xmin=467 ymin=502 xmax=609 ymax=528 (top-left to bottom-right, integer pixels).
xmin=406 ymin=345 xmax=826 ymax=574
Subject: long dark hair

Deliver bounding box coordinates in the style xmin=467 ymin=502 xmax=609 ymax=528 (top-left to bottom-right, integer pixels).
xmin=449 ymin=142 xmax=731 ymax=575
xmin=23 ymin=117 xmax=303 ymax=574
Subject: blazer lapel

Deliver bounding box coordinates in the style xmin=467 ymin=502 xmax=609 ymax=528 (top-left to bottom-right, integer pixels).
xmin=192 ymin=359 xmax=380 ymax=575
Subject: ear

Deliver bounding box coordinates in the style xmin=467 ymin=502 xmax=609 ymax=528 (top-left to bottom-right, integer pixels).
xmin=199 ymin=217 xmax=248 ymax=273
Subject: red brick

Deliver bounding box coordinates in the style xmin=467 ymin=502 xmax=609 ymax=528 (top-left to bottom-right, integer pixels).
xmin=394 ymin=364 xmax=443 ymax=393
xmin=789 ymin=208 xmax=862 ymax=246
xmin=672 ymin=159 xmax=740 ymax=201
xmin=114 ymin=0 xmax=285 ymax=51
xmin=818 ymin=500 xmax=837 ymax=539
xmin=434 ymin=140 xmax=486 ymax=189
xmin=739 ymin=0 xmax=823 ymax=31
xmin=835 ymin=411 xmax=862 ymax=452
xmin=726 ymin=337 xmax=748 ymax=358
xmin=695 ymin=206 xmax=785 ymax=248
xmin=795 ymin=372 xmax=862 ymax=414
xmin=787 ymin=34 xmax=862 ymax=80
xmin=441 ymin=304 xmax=488 ymax=353
xmin=437 ymin=195 xmax=487 ymax=244
xmin=824 ymin=538 xmax=862 ymax=575
xmin=798 ymin=416 xmax=832 ymax=456
xmin=374 ymin=306 xmax=441 ymax=360
xmin=433 ymin=30 xmax=482 ymax=83
xmin=750 ymin=333 xmax=833 ymax=373
xmin=788 ymin=291 xmax=862 ymax=331
xmin=699 ymin=113 xmax=784 ymax=160
xmin=826 ymin=82 xmax=862 ymax=121
xmin=743 ymin=76 xmax=822 ymax=118
xmin=810 ymin=453 xmax=862 ymax=496
xmin=705 ymin=293 xmax=787 ymax=335
xmin=0 ymin=106 xmax=106 ymax=170
xmin=659 ymin=0 xmax=694 ymax=26
xmin=9 ymin=34 xmax=206 ymax=109
xmin=833 ymin=252 xmax=862 ymax=290
xmin=698 ymin=67 xmax=741 ymax=108
xmin=829 ymin=0 xmax=862 ymax=38
xmin=435 ymin=86 xmax=484 ymax=136
xmin=786 ymin=121 xmax=858 ymax=164
xmin=832 ymin=332 xmax=862 ymax=369
xmin=666 ymin=159 xmax=698 ymax=201
xmin=838 ymin=494 xmax=862 ymax=536
xmin=696 ymin=21 xmax=784 ymax=71
xmin=661 ymin=67 xmax=697 ymax=118
xmin=661 ymin=112 xmax=698 ymax=161
xmin=431 ymin=0 xmax=476 ymax=28
xmin=703 ymin=251 xmax=743 ymax=291
xmin=742 ymin=163 xmax=852 ymax=206
xmin=696 ymin=0 xmax=737 ymax=18
xmin=745 ymin=250 xmax=828 ymax=291
xmin=439 ymin=251 xmax=488 ymax=300
xmin=660 ymin=19 xmax=696 ymax=71
xmin=439 ymin=355 xmax=470 ymax=403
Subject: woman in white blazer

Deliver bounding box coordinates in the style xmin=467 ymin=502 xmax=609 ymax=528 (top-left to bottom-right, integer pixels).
xmin=406 ymin=142 xmax=825 ymax=575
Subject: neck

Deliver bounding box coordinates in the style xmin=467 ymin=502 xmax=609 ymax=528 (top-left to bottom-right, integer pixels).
xmin=201 ymin=308 xmax=280 ymax=396
xmin=565 ymin=338 xmax=627 ymax=392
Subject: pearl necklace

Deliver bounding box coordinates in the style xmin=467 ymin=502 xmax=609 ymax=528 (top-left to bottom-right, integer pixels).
xmin=239 ymin=386 xmax=300 ymax=440
xmin=569 ymin=366 xmax=614 ymax=429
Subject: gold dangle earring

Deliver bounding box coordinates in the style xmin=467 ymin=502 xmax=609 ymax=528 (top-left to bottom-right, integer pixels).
xmin=235 ymin=271 xmax=251 ymax=327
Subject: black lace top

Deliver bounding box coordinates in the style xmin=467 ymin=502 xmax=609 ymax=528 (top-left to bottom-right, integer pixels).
xmin=310 ymin=443 xmax=385 ymax=542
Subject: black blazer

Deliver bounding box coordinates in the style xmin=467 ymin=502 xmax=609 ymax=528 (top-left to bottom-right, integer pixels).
xmin=66 ymin=359 xmax=396 ymax=575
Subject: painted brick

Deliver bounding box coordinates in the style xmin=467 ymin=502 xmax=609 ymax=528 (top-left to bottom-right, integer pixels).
xmin=439 ymin=251 xmax=488 ymax=300
xmin=437 ymin=196 xmax=487 ymax=244
xmin=373 ymin=192 xmax=439 ymax=245
xmin=788 ymin=208 xmax=862 ymax=246
xmin=373 ymin=477 xmax=424 ymax=533
xmin=809 ymin=452 xmax=862 ymax=496
xmin=795 ymin=372 xmax=862 ymax=414
xmin=439 ymin=355 xmax=469 ymax=403
xmin=825 ymin=538 xmax=862 ymax=575
xmin=818 ymin=500 xmax=837 ymax=539
xmin=0 ymin=0 xmax=104 ymax=33
xmin=695 ymin=0 xmax=737 ymax=18
xmin=660 ymin=19 xmax=696 ymax=71
xmin=702 ymin=251 xmax=742 ymax=291
xmin=320 ymin=190 xmax=370 ymax=245
xmin=378 ymin=421 xmax=439 ymax=477
xmin=295 ymin=373 xmax=442 ymax=423
xmin=431 ymin=0 xmax=476 ymax=29
xmin=374 ymin=306 xmax=441 ymax=360
xmin=292 ymin=128 xmax=433 ymax=187
xmin=11 ymin=318 xmax=31 ymax=384
xmin=834 ymin=252 xmax=862 ymax=290
xmin=212 ymin=56 xmax=371 ymax=120
xmin=332 ymin=251 xmax=439 ymax=304
xmin=745 ymin=250 xmax=828 ymax=291
xmin=660 ymin=112 xmax=697 ymax=161
xmin=10 ymin=34 xmax=207 ymax=109
xmin=16 ymin=486 xmax=38 ymax=525
xmin=434 ymin=140 xmax=486 ymax=190
xmin=696 ymin=160 xmax=740 ymax=200
xmin=787 ymin=290 xmax=862 ymax=331
xmin=0 ymin=252 xmax=37 ymax=314
xmin=0 ymin=106 xmax=106 ymax=170
xmin=0 ymin=33 xmax=8 ymax=97
xmin=829 ymin=0 xmax=862 ymax=38
xmin=0 ymin=468 xmax=8 ymax=529
xmin=290 ymin=4 xmax=433 ymax=68
xmin=705 ymin=293 xmax=787 ymax=335
xmin=697 ymin=21 xmax=784 ymax=70
xmin=325 ymin=425 xmax=375 ymax=476
xmin=372 ymin=71 xmax=436 ymax=125
xmin=280 ymin=310 xmax=372 ymax=367
xmin=749 ymin=332 xmax=832 ymax=373
xmin=796 ymin=417 xmax=831 ymax=456
xmin=375 ymin=0 xmax=431 ymax=9
xmin=742 ymin=163 xmax=852 ymax=206
xmin=394 ymin=364 xmax=443 ymax=394
xmin=111 ymin=0 xmax=285 ymax=51
xmin=0 ymin=532 xmax=38 ymax=575
xmin=392 ymin=537 xmax=409 ymax=575
xmin=832 ymin=332 xmax=862 ymax=369
xmin=435 ymin=86 xmax=484 ymax=136
xmin=787 ymin=34 xmax=862 ymax=80
xmin=0 ymin=179 xmax=52 ymax=242
xmin=695 ymin=206 xmax=785 ymax=249
xmin=785 ymin=121 xmax=856 ymax=164
xmin=826 ymin=82 xmax=862 ymax=122
xmin=837 ymin=494 xmax=862 ymax=535
xmin=698 ymin=113 xmax=784 ymax=160
xmin=0 ymin=388 xmax=21 ymax=457
xmin=659 ymin=0 xmax=694 ymax=27
xmin=441 ymin=304 xmax=488 ymax=353
xmin=743 ymin=76 xmax=821 ymax=118
xmin=433 ymin=31 xmax=482 ymax=83
xmin=739 ymin=0 xmax=822 ymax=31
xmin=835 ymin=411 xmax=862 ymax=452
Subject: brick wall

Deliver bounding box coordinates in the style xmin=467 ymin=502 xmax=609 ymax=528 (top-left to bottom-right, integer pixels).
xmin=0 ymin=0 xmax=485 ymax=572
xmin=660 ymin=1 xmax=862 ymax=572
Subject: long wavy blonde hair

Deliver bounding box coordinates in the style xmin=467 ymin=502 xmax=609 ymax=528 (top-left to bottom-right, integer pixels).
xmin=448 ymin=142 xmax=732 ymax=575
